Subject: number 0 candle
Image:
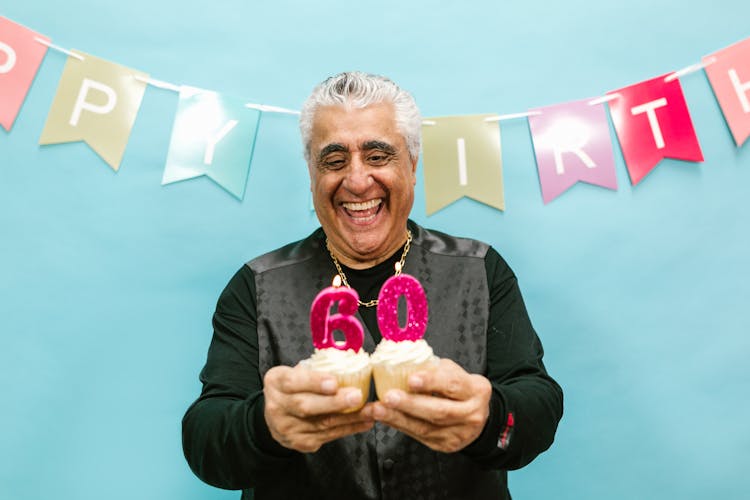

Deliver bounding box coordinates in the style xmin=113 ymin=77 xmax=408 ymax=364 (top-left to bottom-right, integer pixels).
xmin=376 ymin=263 xmax=429 ymax=341
xmin=309 ymin=275 xmax=364 ymax=351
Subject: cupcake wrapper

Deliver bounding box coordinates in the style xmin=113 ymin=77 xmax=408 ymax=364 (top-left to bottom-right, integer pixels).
xmin=372 ymin=356 xmax=439 ymax=400
xmin=335 ymin=366 xmax=372 ymax=413
xmin=299 ymin=360 xmax=372 ymax=413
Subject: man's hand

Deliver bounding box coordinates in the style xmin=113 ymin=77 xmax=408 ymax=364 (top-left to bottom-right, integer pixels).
xmin=263 ymin=365 xmax=375 ymax=453
xmin=371 ymin=358 xmax=492 ymax=453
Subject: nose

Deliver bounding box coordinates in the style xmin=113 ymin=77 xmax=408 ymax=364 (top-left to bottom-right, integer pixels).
xmin=342 ymin=155 xmax=373 ymax=194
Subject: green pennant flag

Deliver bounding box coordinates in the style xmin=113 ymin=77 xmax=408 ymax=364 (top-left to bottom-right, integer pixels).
xmin=422 ymin=114 xmax=504 ymax=215
xmin=161 ymin=87 xmax=261 ymax=200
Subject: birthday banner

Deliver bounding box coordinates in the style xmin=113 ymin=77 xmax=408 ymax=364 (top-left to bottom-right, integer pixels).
xmin=527 ymin=98 xmax=618 ymax=204
xmin=0 ymin=16 xmax=49 ymax=131
xmin=38 ymin=50 xmax=148 ymax=171
xmin=162 ymin=86 xmax=261 ymax=200
xmin=607 ymin=74 xmax=704 ymax=186
xmin=1 ymin=14 xmax=749 ymax=208
xmin=422 ymin=114 xmax=505 ymax=215
xmin=703 ymin=38 xmax=750 ymax=147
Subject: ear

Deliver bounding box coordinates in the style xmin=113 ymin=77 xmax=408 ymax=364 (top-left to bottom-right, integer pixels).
xmin=307 ymin=161 xmax=315 ymax=189
xmin=410 ymin=155 xmax=418 ymax=185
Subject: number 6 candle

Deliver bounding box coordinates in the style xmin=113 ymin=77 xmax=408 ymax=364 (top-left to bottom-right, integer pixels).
xmin=376 ymin=262 xmax=429 ymax=341
xmin=309 ymin=275 xmax=364 ymax=351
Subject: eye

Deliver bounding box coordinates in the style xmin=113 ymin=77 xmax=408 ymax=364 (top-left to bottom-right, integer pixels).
xmin=366 ymin=152 xmax=391 ymax=166
xmin=321 ymin=156 xmax=347 ymax=170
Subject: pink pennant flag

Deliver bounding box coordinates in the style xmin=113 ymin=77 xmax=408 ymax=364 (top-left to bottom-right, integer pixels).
xmin=528 ymin=98 xmax=618 ymax=204
xmin=0 ymin=16 xmax=50 ymax=131
xmin=607 ymin=74 xmax=703 ymax=185
xmin=703 ymin=37 xmax=750 ymax=146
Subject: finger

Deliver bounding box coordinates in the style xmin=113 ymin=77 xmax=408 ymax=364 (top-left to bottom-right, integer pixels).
xmin=371 ymin=402 xmax=441 ymax=443
xmin=371 ymin=402 xmax=472 ymax=453
xmin=266 ymin=402 xmax=375 ymax=452
xmin=283 ymin=407 xmax=374 ymax=435
xmin=308 ymin=417 xmax=376 ymax=440
xmin=408 ymin=359 xmax=475 ymax=400
xmin=380 ymin=389 xmax=473 ymax=425
xmin=292 ymin=419 xmax=376 ymax=453
xmin=282 ymin=387 xmax=366 ymax=417
xmin=265 ymin=365 xmax=338 ymax=395
xmin=310 ymin=403 xmax=376 ymax=430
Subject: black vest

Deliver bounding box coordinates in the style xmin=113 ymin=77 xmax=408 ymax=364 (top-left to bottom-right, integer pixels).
xmin=248 ymin=222 xmax=508 ymax=500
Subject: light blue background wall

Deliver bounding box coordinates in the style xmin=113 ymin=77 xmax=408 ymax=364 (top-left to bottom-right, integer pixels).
xmin=2 ymin=1 xmax=749 ymax=499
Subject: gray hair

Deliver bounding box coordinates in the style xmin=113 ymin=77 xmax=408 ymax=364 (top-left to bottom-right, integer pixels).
xmin=299 ymin=71 xmax=422 ymax=163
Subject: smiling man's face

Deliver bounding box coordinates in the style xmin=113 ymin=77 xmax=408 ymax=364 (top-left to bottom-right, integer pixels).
xmin=308 ymin=102 xmax=417 ymax=268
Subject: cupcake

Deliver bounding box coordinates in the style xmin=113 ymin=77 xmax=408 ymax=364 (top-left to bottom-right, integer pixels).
xmin=371 ymin=263 xmax=438 ymax=399
xmin=371 ymin=339 xmax=438 ymax=399
xmin=305 ymin=275 xmax=371 ymax=412
xmin=299 ymin=347 xmax=371 ymax=412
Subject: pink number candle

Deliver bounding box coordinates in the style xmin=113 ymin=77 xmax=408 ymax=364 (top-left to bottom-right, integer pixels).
xmin=309 ymin=275 xmax=364 ymax=351
xmin=376 ymin=265 xmax=428 ymax=341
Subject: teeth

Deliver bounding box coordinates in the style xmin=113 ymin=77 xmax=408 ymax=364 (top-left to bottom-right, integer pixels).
xmin=342 ymin=199 xmax=382 ymax=211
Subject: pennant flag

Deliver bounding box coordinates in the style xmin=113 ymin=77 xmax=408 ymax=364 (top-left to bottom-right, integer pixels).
xmin=703 ymin=37 xmax=750 ymax=146
xmin=0 ymin=16 xmax=50 ymax=131
xmin=607 ymin=74 xmax=703 ymax=185
xmin=528 ymin=98 xmax=618 ymax=203
xmin=162 ymin=87 xmax=261 ymax=200
xmin=38 ymin=51 xmax=147 ymax=171
xmin=422 ymin=114 xmax=504 ymax=214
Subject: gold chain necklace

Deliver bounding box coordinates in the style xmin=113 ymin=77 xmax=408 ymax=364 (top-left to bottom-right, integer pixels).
xmin=326 ymin=230 xmax=412 ymax=308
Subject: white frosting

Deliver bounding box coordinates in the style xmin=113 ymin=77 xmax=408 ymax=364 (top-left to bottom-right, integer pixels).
xmin=370 ymin=339 xmax=435 ymax=366
xmin=300 ymin=348 xmax=370 ymax=374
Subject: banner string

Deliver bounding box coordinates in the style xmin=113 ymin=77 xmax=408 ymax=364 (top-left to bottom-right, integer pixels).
xmin=244 ymin=103 xmax=300 ymax=115
xmin=424 ymin=110 xmax=543 ymax=126
xmin=588 ymin=94 xmax=621 ymax=106
xmin=34 ymin=37 xmax=83 ymax=61
xmin=35 ymin=36 xmax=300 ymax=115
xmin=665 ymin=57 xmax=717 ymax=82
xmin=30 ymin=28 xmax=726 ymax=123
xmin=425 ymin=56 xmax=717 ymax=125
xmin=133 ymin=75 xmax=181 ymax=92
xmin=484 ymin=111 xmax=542 ymax=122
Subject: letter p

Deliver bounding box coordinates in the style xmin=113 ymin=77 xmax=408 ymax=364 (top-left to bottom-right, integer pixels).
xmin=0 ymin=41 xmax=17 ymax=74
xmin=69 ymin=78 xmax=117 ymax=126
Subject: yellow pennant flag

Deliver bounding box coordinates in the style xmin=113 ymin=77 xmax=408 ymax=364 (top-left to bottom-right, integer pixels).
xmin=422 ymin=114 xmax=504 ymax=215
xmin=39 ymin=50 xmax=148 ymax=171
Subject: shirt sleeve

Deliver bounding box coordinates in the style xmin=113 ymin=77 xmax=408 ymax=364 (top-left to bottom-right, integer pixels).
xmin=461 ymin=247 xmax=564 ymax=470
xmin=181 ymin=265 xmax=295 ymax=490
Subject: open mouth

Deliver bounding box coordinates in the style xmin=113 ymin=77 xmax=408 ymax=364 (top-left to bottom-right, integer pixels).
xmin=341 ymin=198 xmax=383 ymax=223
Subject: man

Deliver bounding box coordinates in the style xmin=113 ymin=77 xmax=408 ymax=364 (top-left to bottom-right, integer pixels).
xmin=182 ymin=72 xmax=563 ymax=499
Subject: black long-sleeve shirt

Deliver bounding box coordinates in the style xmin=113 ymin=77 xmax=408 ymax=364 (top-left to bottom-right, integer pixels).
xmin=182 ymin=245 xmax=563 ymax=494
